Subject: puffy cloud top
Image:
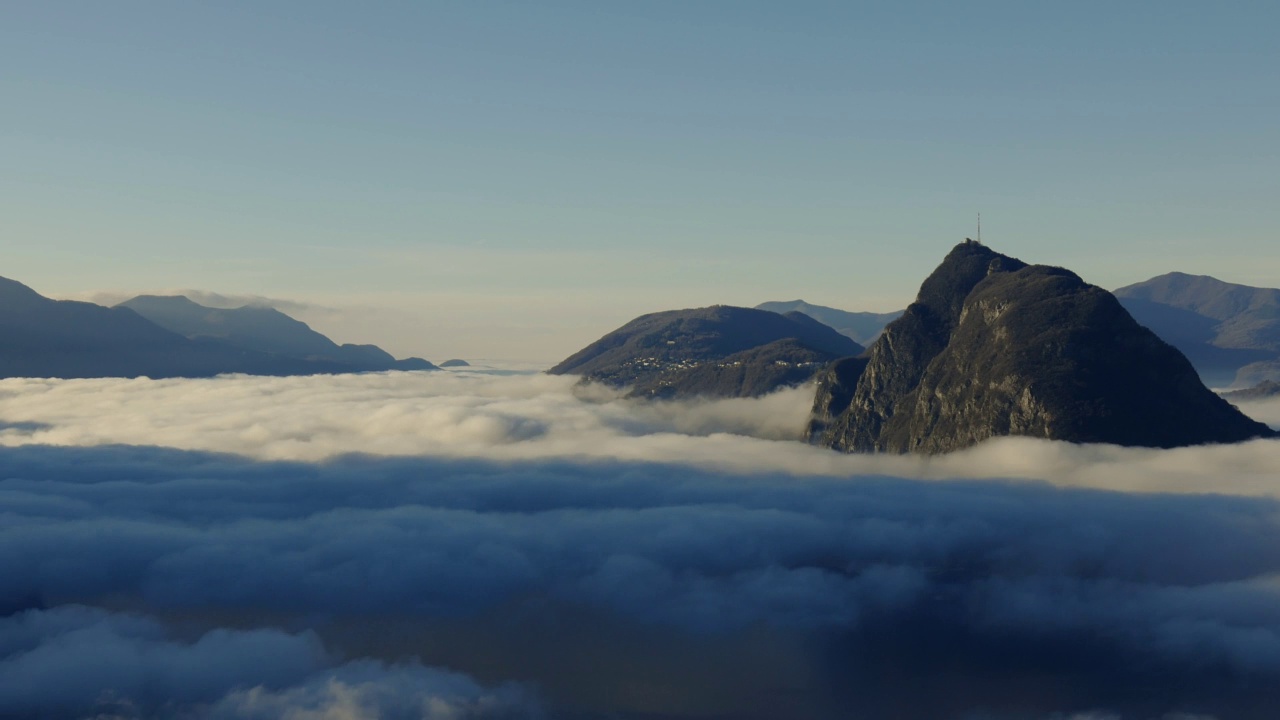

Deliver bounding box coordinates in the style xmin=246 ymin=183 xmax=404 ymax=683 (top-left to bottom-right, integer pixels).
xmin=2 ymin=372 xmax=1280 ymax=718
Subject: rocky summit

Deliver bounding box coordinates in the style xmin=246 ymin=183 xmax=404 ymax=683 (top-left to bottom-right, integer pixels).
xmin=810 ymin=241 xmax=1275 ymax=454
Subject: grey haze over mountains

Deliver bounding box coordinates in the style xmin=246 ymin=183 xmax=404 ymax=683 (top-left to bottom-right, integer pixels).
xmin=809 ymin=241 xmax=1274 ymax=454
xmin=753 ymin=300 xmax=902 ymax=345
xmin=549 ymin=305 xmax=862 ymax=399
xmin=1114 ymin=272 xmax=1280 ymax=388
xmin=119 ymin=295 xmax=434 ymax=371
xmin=0 ymin=276 xmax=434 ymax=379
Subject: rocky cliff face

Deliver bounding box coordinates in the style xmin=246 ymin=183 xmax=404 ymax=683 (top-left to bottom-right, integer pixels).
xmin=802 ymin=356 xmax=870 ymax=443
xmin=811 ymin=241 xmax=1275 ymax=453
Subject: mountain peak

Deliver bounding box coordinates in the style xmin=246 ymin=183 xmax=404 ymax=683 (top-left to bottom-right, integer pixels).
xmin=913 ymin=242 xmax=1029 ymax=327
xmin=1112 ymin=271 xmax=1280 ymax=386
xmin=117 ymin=293 xmax=432 ymax=373
xmin=810 ymin=243 xmax=1273 ymax=453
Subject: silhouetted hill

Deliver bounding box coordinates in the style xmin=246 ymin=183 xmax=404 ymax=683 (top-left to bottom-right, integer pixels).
xmin=549 ymin=305 xmax=863 ymax=399
xmin=1114 ymin=273 xmax=1280 ymax=386
xmin=0 ymin=277 xmax=345 ymax=378
xmin=120 ymin=296 xmax=334 ymax=356
xmin=440 ymin=359 xmax=471 ymax=367
xmin=755 ymin=300 xmax=903 ymax=345
xmin=811 ymin=242 xmax=1274 ymax=454
xmin=119 ymin=294 xmax=435 ymax=372
xmin=0 ymin=277 xmax=433 ymax=379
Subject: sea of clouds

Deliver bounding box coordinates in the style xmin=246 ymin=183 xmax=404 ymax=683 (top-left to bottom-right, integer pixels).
xmin=3 ymin=370 xmax=1279 ymax=496
xmin=3 ymin=369 xmax=1280 ymax=719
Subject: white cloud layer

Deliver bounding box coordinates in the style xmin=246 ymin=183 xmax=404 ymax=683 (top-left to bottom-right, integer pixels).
xmin=5 ymin=438 xmax=1280 ymax=718
xmin=4 ymin=370 xmax=1280 ymax=718
xmin=0 ymin=606 xmax=537 ymax=720
xmin=1232 ymin=396 xmax=1280 ymax=428
xmin=0 ymin=371 xmax=1277 ymax=497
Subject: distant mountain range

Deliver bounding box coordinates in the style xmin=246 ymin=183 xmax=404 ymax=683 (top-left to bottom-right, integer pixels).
xmin=0 ymin=276 xmax=435 ymax=379
xmin=1114 ymin=272 xmax=1280 ymax=388
xmin=118 ymin=295 xmax=433 ymax=371
xmin=761 ymin=272 xmax=1280 ymax=391
xmin=549 ymin=243 xmax=1273 ymax=452
xmin=808 ymin=241 xmax=1273 ymax=453
xmin=549 ymin=306 xmax=862 ymax=399
xmin=753 ymin=301 xmax=902 ymax=345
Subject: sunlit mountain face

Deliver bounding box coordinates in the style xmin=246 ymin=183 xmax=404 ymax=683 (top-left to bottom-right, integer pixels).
xmin=3 ymin=369 xmax=1280 ymax=719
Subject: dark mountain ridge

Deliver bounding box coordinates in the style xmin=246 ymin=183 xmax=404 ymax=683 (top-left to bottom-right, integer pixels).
xmin=1115 ymin=272 xmax=1280 ymax=337
xmin=1113 ymin=272 xmax=1280 ymax=387
xmin=0 ymin=277 xmax=433 ymax=379
xmin=754 ymin=300 xmax=902 ymax=345
xmin=549 ymin=305 xmax=863 ymax=399
xmin=119 ymin=295 xmax=433 ymax=371
xmin=810 ymin=242 xmax=1274 ymax=453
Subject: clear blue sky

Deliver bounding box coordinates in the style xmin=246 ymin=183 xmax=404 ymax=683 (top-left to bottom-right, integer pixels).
xmin=3 ymin=1 xmax=1278 ymax=361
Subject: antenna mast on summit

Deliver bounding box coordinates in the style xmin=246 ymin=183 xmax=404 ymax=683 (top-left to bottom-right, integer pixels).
xmin=977 ymin=213 xmax=982 ymax=244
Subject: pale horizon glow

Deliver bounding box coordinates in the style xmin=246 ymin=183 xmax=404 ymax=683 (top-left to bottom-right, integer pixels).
xmin=3 ymin=2 xmax=1278 ymax=360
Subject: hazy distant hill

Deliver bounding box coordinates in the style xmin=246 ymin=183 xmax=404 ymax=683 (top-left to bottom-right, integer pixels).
xmin=0 ymin=276 xmax=351 ymax=379
xmin=811 ymin=242 xmax=1273 ymax=454
xmin=549 ymin=305 xmax=863 ymax=399
xmin=0 ymin=276 xmax=433 ymax=379
xmin=755 ymin=300 xmax=902 ymax=345
xmin=119 ymin=295 xmax=434 ymax=371
xmin=1114 ymin=273 xmax=1280 ymax=387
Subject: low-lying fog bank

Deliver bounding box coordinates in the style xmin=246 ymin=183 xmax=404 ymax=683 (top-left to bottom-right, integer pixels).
xmin=3 ymin=371 xmax=1280 ymax=719
xmin=2 ymin=371 xmax=1278 ymax=497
